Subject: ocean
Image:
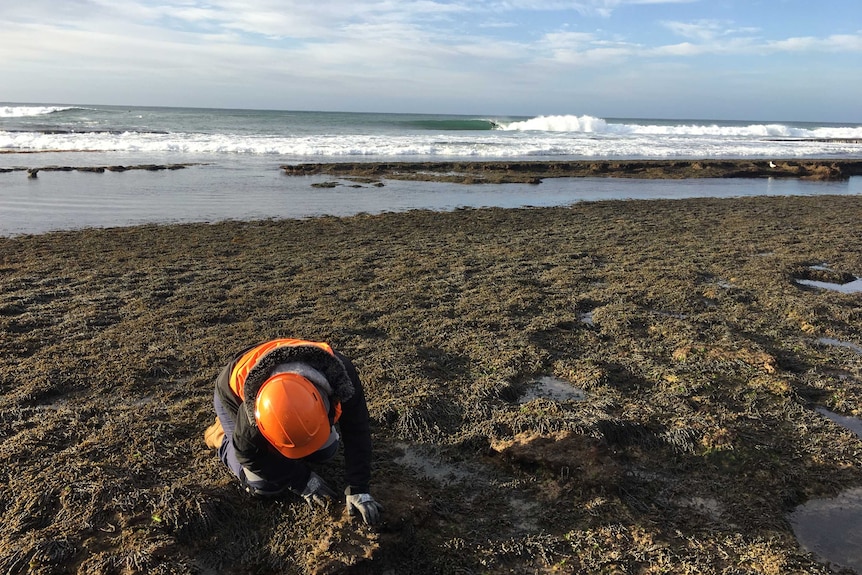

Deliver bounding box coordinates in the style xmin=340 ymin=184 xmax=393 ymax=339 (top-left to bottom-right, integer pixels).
xmin=2 ymin=103 xmax=862 ymax=236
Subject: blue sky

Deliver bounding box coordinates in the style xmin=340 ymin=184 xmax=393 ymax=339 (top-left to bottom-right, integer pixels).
xmin=1 ymin=0 xmax=860 ymax=121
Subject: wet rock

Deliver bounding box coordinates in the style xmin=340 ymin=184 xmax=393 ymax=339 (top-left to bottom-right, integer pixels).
xmin=280 ymin=159 xmax=862 ymax=183
xmin=17 ymin=163 xmax=194 ymax=174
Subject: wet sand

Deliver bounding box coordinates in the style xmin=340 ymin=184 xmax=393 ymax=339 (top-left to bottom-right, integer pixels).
xmin=1 ymin=182 xmax=862 ymax=573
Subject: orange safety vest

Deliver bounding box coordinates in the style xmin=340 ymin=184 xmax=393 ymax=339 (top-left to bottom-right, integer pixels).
xmin=229 ymin=339 xmax=342 ymax=421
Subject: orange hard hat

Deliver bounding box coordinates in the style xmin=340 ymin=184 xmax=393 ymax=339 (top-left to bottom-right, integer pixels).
xmin=254 ymin=373 xmax=330 ymax=459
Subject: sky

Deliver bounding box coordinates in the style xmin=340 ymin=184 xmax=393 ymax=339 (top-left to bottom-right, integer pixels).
xmin=1 ymin=0 xmax=860 ymax=121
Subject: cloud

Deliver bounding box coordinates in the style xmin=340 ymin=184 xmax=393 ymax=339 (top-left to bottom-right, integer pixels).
xmin=570 ymin=0 xmax=698 ymax=17
xmin=650 ymin=42 xmax=705 ymax=56
xmin=662 ymin=19 xmax=763 ymax=42
xmin=5 ymin=3 xmax=859 ymax=68
xmin=2 ymin=0 xmax=860 ymax=115
xmin=659 ymin=18 xmax=862 ymax=57
xmin=767 ymin=33 xmax=862 ymax=53
xmin=662 ymin=20 xmax=728 ymax=41
xmin=535 ymin=30 xmax=635 ymax=65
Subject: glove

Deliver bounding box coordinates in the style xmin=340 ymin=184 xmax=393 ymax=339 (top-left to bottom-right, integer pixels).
xmin=346 ymin=493 xmax=384 ymax=525
xmin=300 ymin=472 xmax=336 ymax=508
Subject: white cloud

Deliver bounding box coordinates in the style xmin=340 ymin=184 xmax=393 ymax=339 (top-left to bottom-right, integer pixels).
xmin=534 ymin=31 xmax=635 ymax=65
xmin=1 ymin=0 xmax=860 ymax=116
xmin=571 ymin=0 xmax=698 ymax=17
xmin=540 ymin=31 xmax=602 ymax=50
xmin=662 ymin=20 xmax=727 ymax=41
xmin=767 ymin=33 xmax=862 ymax=53
xmin=658 ymin=19 xmax=862 ymax=58
xmin=650 ymin=42 xmax=705 ymax=56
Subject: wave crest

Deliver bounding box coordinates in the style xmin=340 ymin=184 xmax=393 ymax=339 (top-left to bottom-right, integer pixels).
xmin=499 ymin=114 xmax=862 ymax=139
xmin=0 ymin=105 xmax=79 ymax=118
xmin=408 ymin=118 xmax=500 ymax=131
xmin=501 ymin=115 xmax=608 ymax=132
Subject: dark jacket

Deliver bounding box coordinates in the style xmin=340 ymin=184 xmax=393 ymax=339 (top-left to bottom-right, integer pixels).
xmin=215 ymin=341 xmax=373 ymax=494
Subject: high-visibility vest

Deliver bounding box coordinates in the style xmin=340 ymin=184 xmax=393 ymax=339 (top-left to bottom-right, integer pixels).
xmin=229 ymin=339 xmax=342 ymax=422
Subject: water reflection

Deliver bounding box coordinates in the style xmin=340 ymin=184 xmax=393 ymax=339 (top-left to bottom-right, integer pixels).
xmin=815 ymin=407 xmax=862 ymax=439
xmin=797 ymin=277 xmax=862 ymax=294
xmin=2 ymin=168 xmax=861 ymax=236
xmin=789 ymin=488 xmax=862 ymax=574
xmin=818 ymin=338 xmax=862 ymax=356
xmin=790 ymin=407 xmax=862 ymax=573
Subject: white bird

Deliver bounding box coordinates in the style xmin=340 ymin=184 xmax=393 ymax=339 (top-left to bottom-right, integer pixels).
xmin=769 ymin=161 xmax=777 ymax=168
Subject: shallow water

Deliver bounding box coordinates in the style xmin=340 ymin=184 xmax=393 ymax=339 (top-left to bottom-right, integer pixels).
xmin=790 ymin=408 xmax=862 ymax=573
xmin=790 ymin=488 xmax=862 ymax=574
xmin=797 ymin=277 xmax=862 ymax=293
xmin=393 ymin=443 xmax=480 ymax=485
xmin=518 ymin=376 xmax=587 ymax=403
xmin=578 ymin=311 xmax=595 ymax=325
xmin=1 ymin=162 xmax=861 ymax=236
xmin=818 ymin=338 xmax=862 ymax=356
xmin=815 ymin=407 xmax=862 ymax=439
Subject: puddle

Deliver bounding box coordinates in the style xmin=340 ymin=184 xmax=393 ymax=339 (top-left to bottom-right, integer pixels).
xmin=797 ymin=277 xmax=862 ymax=293
xmin=818 ymin=338 xmax=862 ymax=356
xmin=816 ymin=407 xmax=862 ymax=439
xmin=788 ymin=407 xmax=862 ymax=572
xmin=795 ymin=264 xmax=862 ymax=293
xmin=508 ymin=496 xmax=541 ymax=531
xmin=789 ymin=407 xmax=862 ymax=573
xmin=393 ymin=443 xmax=481 ymax=485
xmin=789 ymin=487 xmax=862 ymax=574
xmin=678 ymin=497 xmax=724 ymax=522
xmin=578 ymin=310 xmax=594 ymax=326
xmin=518 ymin=376 xmax=587 ymax=403
xmin=393 ymin=443 xmax=544 ymax=532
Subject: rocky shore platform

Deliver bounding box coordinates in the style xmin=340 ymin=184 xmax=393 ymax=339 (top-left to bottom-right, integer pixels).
xmin=2 ymin=193 xmax=861 ymax=573
xmin=0 ymin=163 xmax=195 ymax=178
xmin=282 ymin=159 xmax=862 ymax=183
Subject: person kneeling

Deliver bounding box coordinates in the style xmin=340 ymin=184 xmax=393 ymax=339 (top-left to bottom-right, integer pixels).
xmin=205 ymin=338 xmax=383 ymax=525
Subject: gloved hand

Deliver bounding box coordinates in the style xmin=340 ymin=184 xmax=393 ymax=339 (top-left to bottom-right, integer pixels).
xmin=300 ymin=472 xmax=336 ymax=508
xmin=346 ymin=493 xmax=384 ymax=525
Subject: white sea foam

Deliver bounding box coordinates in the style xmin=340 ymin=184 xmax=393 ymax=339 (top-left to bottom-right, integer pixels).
xmin=0 ymin=105 xmax=77 ymax=118
xmin=501 ymin=115 xmax=610 ymax=133
xmin=498 ymin=114 xmax=862 ymax=140
xmin=1 ymin=130 xmax=858 ymax=160
xmin=2 ymin=109 xmax=862 ymax=160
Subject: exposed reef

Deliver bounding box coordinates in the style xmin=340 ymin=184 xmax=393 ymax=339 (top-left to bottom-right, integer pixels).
xmin=282 ymin=159 xmax=862 ymax=183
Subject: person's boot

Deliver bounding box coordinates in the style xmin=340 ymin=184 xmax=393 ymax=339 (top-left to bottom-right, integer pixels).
xmin=204 ymin=417 xmax=224 ymax=449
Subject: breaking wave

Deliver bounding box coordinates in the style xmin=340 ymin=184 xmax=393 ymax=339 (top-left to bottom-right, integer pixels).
xmin=498 ymin=114 xmax=862 ymax=139
xmin=500 ymin=115 xmax=610 ymax=133
xmin=2 ymin=107 xmax=861 ymax=159
xmin=0 ymin=105 xmax=82 ymax=118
